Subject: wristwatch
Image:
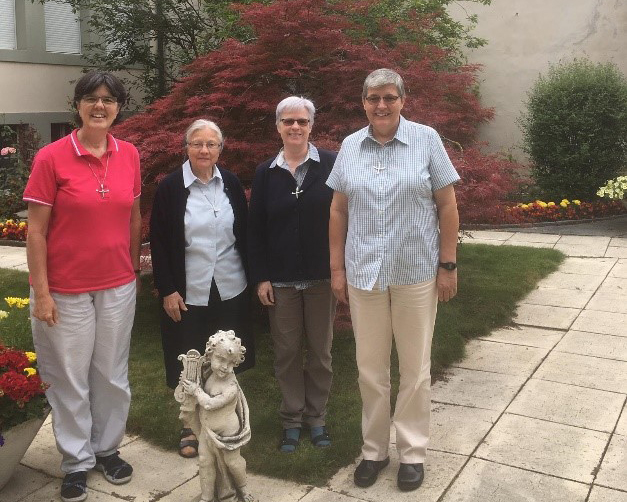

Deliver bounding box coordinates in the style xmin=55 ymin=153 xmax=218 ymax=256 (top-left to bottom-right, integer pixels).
xmin=439 ymin=262 xmax=457 ymax=271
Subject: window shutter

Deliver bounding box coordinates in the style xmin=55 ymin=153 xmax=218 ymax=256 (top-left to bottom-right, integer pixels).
xmin=0 ymin=0 xmax=17 ymax=50
xmin=44 ymin=0 xmax=81 ymax=54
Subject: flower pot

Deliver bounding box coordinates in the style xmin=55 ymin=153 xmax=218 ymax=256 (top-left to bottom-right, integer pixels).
xmin=0 ymin=409 xmax=50 ymax=491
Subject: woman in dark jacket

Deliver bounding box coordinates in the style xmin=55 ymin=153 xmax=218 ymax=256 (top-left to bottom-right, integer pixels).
xmin=150 ymin=119 xmax=254 ymax=458
xmin=248 ymin=96 xmax=337 ymax=453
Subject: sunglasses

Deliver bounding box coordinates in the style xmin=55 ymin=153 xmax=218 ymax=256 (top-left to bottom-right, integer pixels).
xmin=280 ymin=118 xmax=310 ymax=126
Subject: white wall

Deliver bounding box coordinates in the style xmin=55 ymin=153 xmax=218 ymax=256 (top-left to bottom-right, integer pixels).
xmin=449 ymin=0 xmax=627 ymax=161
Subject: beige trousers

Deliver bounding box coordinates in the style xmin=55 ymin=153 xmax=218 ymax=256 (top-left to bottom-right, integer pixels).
xmin=348 ymin=279 xmax=437 ymax=463
xmin=268 ymin=282 xmax=337 ymax=428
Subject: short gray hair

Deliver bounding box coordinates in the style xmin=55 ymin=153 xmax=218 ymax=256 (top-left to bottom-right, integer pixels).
xmin=275 ymin=96 xmax=315 ymax=126
xmin=184 ymin=119 xmax=224 ymax=148
xmin=362 ymin=69 xmax=405 ymax=99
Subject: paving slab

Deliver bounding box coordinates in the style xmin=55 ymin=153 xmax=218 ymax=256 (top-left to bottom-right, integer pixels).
xmin=432 ymin=366 xmax=527 ymax=411
xmin=556 ymin=330 xmax=627 ymax=362
xmin=508 ymin=232 xmax=561 ymax=244
xmin=535 ymin=271 xmax=605 ymax=291
xmin=477 ymin=325 xmax=564 ymax=349
xmin=452 ymin=339 xmax=548 ymax=376
xmin=571 ymin=310 xmax=627 ymax=337
xmin=20 ymin=422 xmax=64 ymax=478
xmin=587 ymin=278 xmax=627 ymax=314
xmin=299 ymin=487 xmax=366 ymax=502
xmin=535 ymin=351 xmax=627 ymax=394
xmin=589 ymin=485 xmax=627 ymax=502
xmin=13 ymin=480 xmax=127 ymax=501
xmin=0 ymin=464 xmax=55 ymax=502
xmin=465 ymin=231 xmax=515 ymax=241
xmin=616 ymin=404 xmax=627 ymax=436
xmin=520 ymin=287 xmax=594 ymax=309
xmin=462 ymin=238 xmax=504 ymax=247
xmin=514 ymin=303 xmax=580 ymax=330
xmin=87 ymin=439 xmax=198 ymax=501
xmin=609 ymin=238 xmax=627 ymax=248
xmin=328 ymin=450 xmax=467 ymax=502
xmin=560 ymin=257 xmax=616 ymax=276
xmin=157 ymin=472 xmax=311 ymax=502
xmin=506 ymin=378 xmax=624 ymax=433
xmin=441 ymin=458 xmax=589 ymax=502
xmin=558 ymin=235 xmax=612 ymax=247
xmin=610 ymin=260 xmax=627 ymax=278
xmin=475 ymin=413 xmax=608 ymax=484
xmin=430 ymin=403 xmax=499 ymax=455
xmin=596 ymin=434 xmax=627 ymax=492
xmin=502 ymin=240 xmax=556 ymax=249
xmin=554 ymin=242 xmax=608 ymax=257
xmin=606 ymin=247 xmax=627 ymax=258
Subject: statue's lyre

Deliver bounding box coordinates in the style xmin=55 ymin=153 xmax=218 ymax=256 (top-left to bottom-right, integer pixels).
xmin=174 ymin=349 xmax=205 ymax=403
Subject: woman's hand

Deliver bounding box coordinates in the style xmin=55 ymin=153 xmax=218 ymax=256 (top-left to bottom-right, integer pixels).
xmin=163 ymin=291 xmax=187 ymax=321
xmin=257 ymin=281 xmax=275 ymax=306
xmin=331 ymin=269 xmax=349 ymax=305
xmin=436 ymin=269 xmax=458 ymax=302
xmin=33 ymin=292 xmax=59 ymax=327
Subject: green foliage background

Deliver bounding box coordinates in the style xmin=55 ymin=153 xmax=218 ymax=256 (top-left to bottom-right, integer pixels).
xmin=519 ymin=58 xmax=627 ymax=200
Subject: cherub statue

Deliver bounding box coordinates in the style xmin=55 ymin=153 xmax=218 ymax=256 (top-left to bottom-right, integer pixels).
xmin=176 ymin=330 xmax=256 ymax=502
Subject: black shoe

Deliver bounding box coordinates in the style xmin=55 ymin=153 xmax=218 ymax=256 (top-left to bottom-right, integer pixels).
xmin=61 ymin=471 xmax=87 ymax=502
xmin=397 ymin=462 xmax=424 ymax=491
xmin=94 ymin=451 xmax=133 ymax=485
xmin=354 ymin=457 xmax=390 ymax=487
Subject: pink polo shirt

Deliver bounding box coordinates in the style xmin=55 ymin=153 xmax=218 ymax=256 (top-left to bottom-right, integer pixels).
xmin=23 ymin=130 xmax=141 ymax=294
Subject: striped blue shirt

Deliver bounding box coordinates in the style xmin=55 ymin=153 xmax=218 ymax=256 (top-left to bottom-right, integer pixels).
xmin=326 ymin=116 xmax=460 ymax=290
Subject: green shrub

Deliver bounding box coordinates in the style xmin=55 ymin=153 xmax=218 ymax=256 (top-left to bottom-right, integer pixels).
xmin=519 ymin=58 xmax=627 ymax=200
xmin=0 ymin=124 xmax=40 ymax=218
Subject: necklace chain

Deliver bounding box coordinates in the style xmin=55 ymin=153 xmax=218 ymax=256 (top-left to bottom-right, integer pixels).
xmin=85 ymin=153 xmax=110 ymax=199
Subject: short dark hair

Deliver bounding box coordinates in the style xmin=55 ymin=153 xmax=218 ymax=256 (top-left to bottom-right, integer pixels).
xmin=73 ymin=71 xmax=127 ymax=127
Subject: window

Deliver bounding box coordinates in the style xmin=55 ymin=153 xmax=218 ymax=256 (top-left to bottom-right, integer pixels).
xmin=51 ymin=123 xmax=73 ymax=142
xmin=0 ymin=0 xmax=17 ymax=50
xmin=44 ymin=0 xmax=81 ymax=54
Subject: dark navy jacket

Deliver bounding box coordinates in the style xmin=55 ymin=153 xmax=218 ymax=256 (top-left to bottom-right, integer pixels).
xmin=247 ymin=148 xmax=337 ymax=285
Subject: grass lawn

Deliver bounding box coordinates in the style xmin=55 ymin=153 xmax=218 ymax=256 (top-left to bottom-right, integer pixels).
xmin=0 ymin=243 xmax=563 ymax=485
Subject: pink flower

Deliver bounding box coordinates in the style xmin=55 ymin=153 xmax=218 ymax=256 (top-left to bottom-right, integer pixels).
xmin=1 ymin=147 xmax=17 ymax=156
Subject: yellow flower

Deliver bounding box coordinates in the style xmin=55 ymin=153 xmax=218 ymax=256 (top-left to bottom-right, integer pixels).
xmin=25 ymin=351 xmax=37 ymax=363
xmin=5 ymin=297 xmax=29 ymax=308
xmin=560 ymin=199 xmax=570 ymax=204
xmin=521 ymin=204 xmax=529 ymax=209
xmin=560 ymin=201 xmax=568 ymax=208
xmin=547 ymin=202 xmax=556 ymax=207
xmin=24 ymin=367 xmax=37 ymax=377
xmin=0 ymin=310 xmax=8 ymax=320
xmin=537 ymin=201 xmax=548 ymax=208
xmin=573 ymin=200 xmax=581 ymax=205
xmin=19 ymin=221 xmax=26 ymax=228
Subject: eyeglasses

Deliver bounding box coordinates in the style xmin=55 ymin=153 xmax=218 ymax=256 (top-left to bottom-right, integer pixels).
xmin=365 ymin=95 xmax=401 ymax=105
xmin=188 ymin=141 xmax=222 ymax=150
xmin=82 ymin=95 xmax=118 ymax=106
xmin=280 ymin=118 xmax=310 ymax=126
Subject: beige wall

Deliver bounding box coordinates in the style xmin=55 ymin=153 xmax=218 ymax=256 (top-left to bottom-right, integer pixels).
xmin=0 ymin=62 xmax=83 ymax=113
xmin=449 ymin=0 xmax=627 ymax=161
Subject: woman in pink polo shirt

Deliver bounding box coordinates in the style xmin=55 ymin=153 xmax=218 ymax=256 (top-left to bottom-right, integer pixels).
xmin=23 ymin=71 xmax=141 ymax=502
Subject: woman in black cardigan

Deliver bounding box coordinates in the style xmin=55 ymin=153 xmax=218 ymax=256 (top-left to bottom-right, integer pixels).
xmin=248 ymin=96 xmax=337 ymax=453
xmin=150 ymin=119 xmax=253 ymax=458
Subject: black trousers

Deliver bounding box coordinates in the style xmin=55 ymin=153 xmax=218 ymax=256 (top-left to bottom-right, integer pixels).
xmin=160 ymin=281 xmax=254 ymax=389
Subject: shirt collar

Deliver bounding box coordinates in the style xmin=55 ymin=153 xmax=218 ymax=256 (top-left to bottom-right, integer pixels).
xmin=269 ymin=143 xmax=319 ymax=169
xmin=182 ymin=159 xmax=223 ymax=189
xmin=362 ymin=115 xmax=410 ymax=146
xmin=70 ymin=129 xmax=119 ymax=157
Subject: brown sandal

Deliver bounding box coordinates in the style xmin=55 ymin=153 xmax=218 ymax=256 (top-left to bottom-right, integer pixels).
xmin=179 ymin=428 xmax=199 ymax=458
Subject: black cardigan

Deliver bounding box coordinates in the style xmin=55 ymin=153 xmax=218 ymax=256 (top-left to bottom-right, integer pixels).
xmin=247 ymin=148 xmax=337 ymax=285
xmin=150 ymin=165 xmax=248 ymax=300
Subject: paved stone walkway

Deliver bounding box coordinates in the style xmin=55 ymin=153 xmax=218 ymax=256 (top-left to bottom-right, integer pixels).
xmin=1 ymin=220 xmax=626 ymax=501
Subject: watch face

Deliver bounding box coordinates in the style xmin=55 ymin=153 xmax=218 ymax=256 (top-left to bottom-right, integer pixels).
xmin=440 ymin=262 xmax=457 ymax=270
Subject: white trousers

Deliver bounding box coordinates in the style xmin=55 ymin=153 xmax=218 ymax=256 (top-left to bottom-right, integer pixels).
xmin=30 ymin=281 xmax=136 ymax=473
xmin=348 ymin=279 xmax=437 ymax=464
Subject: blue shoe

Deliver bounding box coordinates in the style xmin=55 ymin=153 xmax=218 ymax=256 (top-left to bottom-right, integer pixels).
xmin=310 ymin=426 xmax=331 ymax=448
xmin=279 ymin=428 xmax=300 ymax=453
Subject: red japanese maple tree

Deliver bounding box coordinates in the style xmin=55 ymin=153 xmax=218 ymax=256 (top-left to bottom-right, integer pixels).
xmin=114 ymin=0 xmax=517 ymax=224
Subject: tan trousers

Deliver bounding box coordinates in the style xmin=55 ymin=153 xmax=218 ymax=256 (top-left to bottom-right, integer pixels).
xmin=268 ymin=282 xmax=337 ymax=428
xmin=348 ymin=279 xmax=437 ymax=463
